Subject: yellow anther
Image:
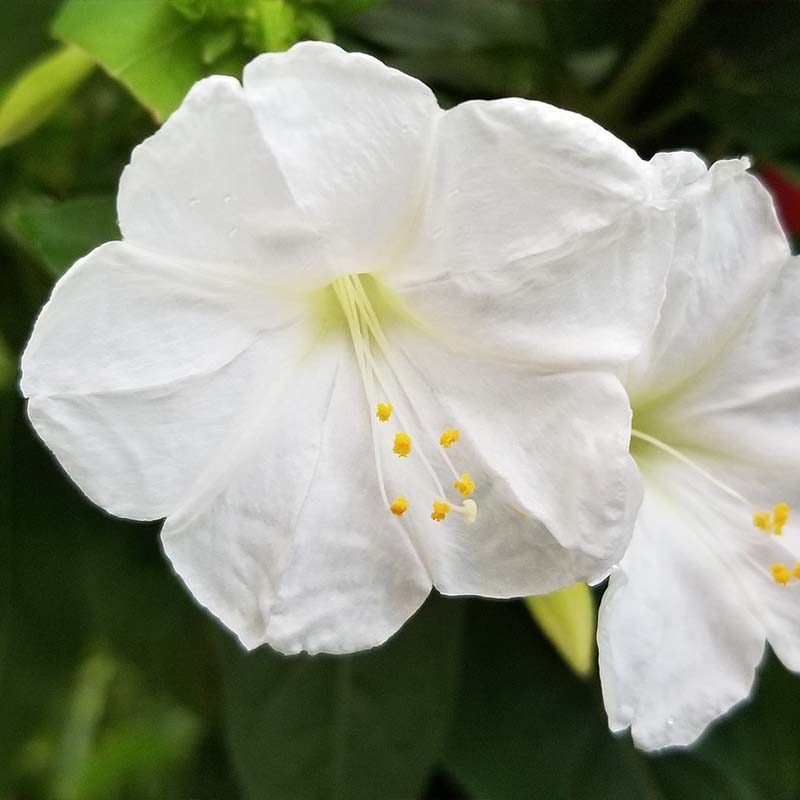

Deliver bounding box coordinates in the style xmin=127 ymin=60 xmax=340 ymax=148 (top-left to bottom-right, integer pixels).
xmin=431 ymin=501 xmax=451 ymax=522
xmin=453 ymin=472 xmax=475 ymax=498
xmin=390 ymin=496 xmax=409 ymax=517
xmin=792 ymin=562 xmax=800 ymax=581
xmin=754 ymin=511 xmax=772 ymax=532
xmin=753 ymin=503 xmax=790 ymax=535
xmin=440 ymin=429 xmax=460 ymax=448
xmin=376 ymin=402 xmax=393 ymax=422
xmin=770 ymin=564 xmax=791 ymax=586
xmin=393 ymin=433 xmax=412 ymax=458
xmin=773 ymin=502 xmax=790 ymax=534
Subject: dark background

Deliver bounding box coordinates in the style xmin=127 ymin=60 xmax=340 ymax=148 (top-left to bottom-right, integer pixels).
xmin=2 ymin=1 xmax=800 ymax=798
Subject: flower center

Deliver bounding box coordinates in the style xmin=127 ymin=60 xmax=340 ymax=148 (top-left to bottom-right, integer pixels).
xmin=330 ymin=273 xmax=478 ymax=525
xmin=630 ymin=429 xmax=793 ymax=585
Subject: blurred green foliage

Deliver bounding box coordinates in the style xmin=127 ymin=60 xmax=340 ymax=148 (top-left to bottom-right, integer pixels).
xmin=2 ymin=1 xmax=800 ymax=798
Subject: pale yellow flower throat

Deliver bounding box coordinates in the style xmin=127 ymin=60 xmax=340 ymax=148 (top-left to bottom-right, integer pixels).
xmin=630 ymin=429 xmax=793 ymax=585
xmin=331 ymin=274 xmax=477 ymax=525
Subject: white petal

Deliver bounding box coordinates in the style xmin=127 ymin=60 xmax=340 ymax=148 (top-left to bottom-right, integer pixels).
xmin=385 ymin=99 xmax=679 ymax=367
xmin=598 ymin=450 xmax=800 ymax=751
xmin=644 ymin=255 xmax=800 ymax=474
xmin=161 ymin=335 xmax=431 ymax=655
xmin=243 ymin=42 xmax=441 ymax=275
xmin=21 ymin=241 xmax=310 ymax=519
xmin=627 ymin=161 xmax=790 ymax=403
xmin=376 ymin=327 xmax=642 ymax=594
xmin=118 ymin=74 xmax=329 ymax=288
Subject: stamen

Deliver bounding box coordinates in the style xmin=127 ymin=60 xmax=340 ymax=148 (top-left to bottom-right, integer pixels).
xmin=440 ymin=429 xmax=460 ymax=448
xmin=752 ymin=502 xmax=791 ymax=535
xmin=753 ymin=512 xmax=772 ymax=532
xmin=771 ymin=564 xmax=791 ymax=586
xmin=334 ymin=273 xmax=480 ymax=524
xmin=630 ymin=429 xmax=752 ymax=505
xmin=453 ymin=472 xmax=475 ymax=498
xmin=393 ymin=433 xmax=412 ymax=458
xmin=774 ymin=502 xmax=790 ymax=534
xmin=331 ymin=276 xmax=390 ymax=510
xmin=632 ymin=429 xmax=794 ymax=586
xmin=390 ymin=496 xmax=409 ymax=517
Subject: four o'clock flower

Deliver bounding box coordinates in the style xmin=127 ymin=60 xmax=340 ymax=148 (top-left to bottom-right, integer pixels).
xmin=598 ymin=156 xmax=800 ymax=750
xmin=22 ymin=42 xmax=680 ymax=656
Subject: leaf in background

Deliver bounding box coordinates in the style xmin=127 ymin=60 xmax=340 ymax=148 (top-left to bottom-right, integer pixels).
xmin=11 ymin=195 xmax=118 ymax=279
xmin=2 ymin=404 xmax=226 ymax=796
xmin=0 ymin=334 xmax=13 ymax=392
xmin=0 ymin=0 xmax=64 ymax=84
xmin=692 ymin=4 xmax=800 ymax=157
xmin=219 ymin=595 xmax=465 ymax=800
xmin=445 ymin=600 xmax=661 ymax=800
xmin=0 ymin=44 xmax=95 ymax=149
xmin=342 ymin=0 xmax=553 ymax=101
xmin=53 ymin=0 xmax=245 ymax=121
xmin=525 ymin=582 xmax=595 ymax=679
xmin=76 ymin=701 xmax=203 ymax=800
xmin=50 ymin=654 xmax=119 ymax=800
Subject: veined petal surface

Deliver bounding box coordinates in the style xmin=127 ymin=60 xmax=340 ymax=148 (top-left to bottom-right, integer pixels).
xmin=243 ymin=42 xmax=441 ymax=277
xmin=118 ymin=75 xmax=329 ymax=288
xmin=161 ymin=336 xmax=432 ymax=655
xmin=21 ymin=240 xmax=312 ymax=519
xmin=640 ymin=255 xmax=800 ymax=471
xmin=386 ymin=99 xmax=681 ymax=367
xmin=599 ymin=452 xmax=800 ymax=750
xmin=371 ymin=326 xmax=642 ymax=594
xmin=627 ymin=160 xmax=791 ymax=404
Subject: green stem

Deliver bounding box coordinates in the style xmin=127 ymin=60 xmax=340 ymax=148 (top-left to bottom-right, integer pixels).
xmin=598 ymin=0 xmax=705 ymax=123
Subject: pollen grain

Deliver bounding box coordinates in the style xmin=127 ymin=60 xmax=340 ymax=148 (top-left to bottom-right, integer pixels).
xmin=770 ymin=564 xmax=791 ymax=586
xmin=453 ymin=472 xmax=475 ymax=498
xmin=431 ymin=501 xmax=451 ymax=522
xmin=393 ymin=433 xmax=412 ymax=458
xmin=440 ymin=429 xmax=460 ymax=448
xmin=390 ymin=496 xmax=409 ymax=517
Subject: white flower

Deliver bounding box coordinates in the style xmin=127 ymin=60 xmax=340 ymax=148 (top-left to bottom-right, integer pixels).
xmin=23 ymin=42 xmax=679 ymax=655
xmin=598 ymin=156 xmax=800 ymax=750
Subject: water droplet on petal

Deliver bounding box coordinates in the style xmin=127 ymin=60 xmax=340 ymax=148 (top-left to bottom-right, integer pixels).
xmin=223 ymin=194 xmax=232 ymax=204
xmin=227 ymin=226 xmax=239 ymax=237
xmin=188 ymin=197 xmax=199 ymax=207
xmin=666 ymin=717 xmax=675 ymax=727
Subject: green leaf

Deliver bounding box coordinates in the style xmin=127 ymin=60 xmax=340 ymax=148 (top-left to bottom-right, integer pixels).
xmin=53 ymin=0 xmax=246 ymax=121
xmin=525 ymin=582 xmax=595 ymax=679
xmin=0 ymin=44 xmax=95 ymax=149
xmin=11 ymin=195 xmax=118 ymax=279
xmin=445 ymin=600 xmax=662 ymax=800
xmin=0 ymin=334 xmax=13 ymax=393
xmin=0 ymin=0 xmax=64 ymax=84
xmin=51 ymin=654 xmax=120 ymax=800
xmin=76 ymin=702 xmax=203 ymax=800
xmin=692 ymin=5 xmax=800 ymax=156
xmin=219 ymin=595 xmax=465 ymax=800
